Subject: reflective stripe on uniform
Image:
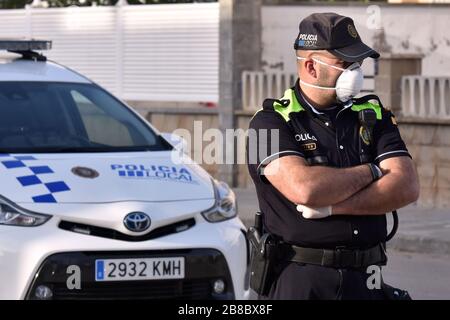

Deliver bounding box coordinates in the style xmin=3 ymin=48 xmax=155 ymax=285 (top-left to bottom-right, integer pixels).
xmin=374 ymin=150 xmax=410 ymax=161
xmin=351 ymin=101 xmax=382 ymax=120
xmin=253 ymin=89 xmax=382 ymax=122
xmin=273 ymin=89 xmax=305 ymax=122
xmin=250 ymin=108 xmax=263 ymax=122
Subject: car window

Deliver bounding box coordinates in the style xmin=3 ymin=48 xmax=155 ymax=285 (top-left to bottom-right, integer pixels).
xmin=0 ymin=82 xmax=171 ymax=153
xmin=71 ymin=90 xmax=134 ymax=146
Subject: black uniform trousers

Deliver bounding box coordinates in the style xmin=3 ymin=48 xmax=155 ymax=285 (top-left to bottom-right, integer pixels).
xmin=264 ymin=262 xmax=386 ymax=300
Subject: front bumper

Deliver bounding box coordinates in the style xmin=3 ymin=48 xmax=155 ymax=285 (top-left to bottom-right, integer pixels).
xmin=0 ymin=216 xmax=250 ymax=300
xmin=26 ymin=249 xmax=234 ymax=300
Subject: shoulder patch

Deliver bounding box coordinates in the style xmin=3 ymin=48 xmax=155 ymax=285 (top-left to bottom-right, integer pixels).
xmin=391 ymin=116 xmax=398 ymax=126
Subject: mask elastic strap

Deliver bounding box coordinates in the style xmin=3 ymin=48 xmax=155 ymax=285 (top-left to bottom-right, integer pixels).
xmin=296 ymin=56 xmax=346 ymax=72
xmin=312 ymin=58 xmax=346 ymax=71
xmin=299 ymin=79 xmax=335 ymax=90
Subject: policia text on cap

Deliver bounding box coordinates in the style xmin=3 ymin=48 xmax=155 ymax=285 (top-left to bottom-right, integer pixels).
xmin=246 ymin=13 xmax=419 ymax=300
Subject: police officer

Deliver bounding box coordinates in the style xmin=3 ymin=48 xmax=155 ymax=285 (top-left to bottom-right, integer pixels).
xmin=246 ymin=13 xmax=420 ymax=300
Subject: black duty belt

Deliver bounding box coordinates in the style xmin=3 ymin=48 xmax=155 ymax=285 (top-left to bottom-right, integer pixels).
xmin=287 ymin=243 xmax=387 ymax=269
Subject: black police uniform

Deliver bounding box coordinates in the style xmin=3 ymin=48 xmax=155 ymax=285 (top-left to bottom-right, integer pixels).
xmin=246 ymin=82 xmax=411 ymax=300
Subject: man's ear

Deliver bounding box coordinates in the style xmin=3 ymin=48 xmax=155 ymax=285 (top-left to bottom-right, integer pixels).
xmin=304 ymin=59 xmax=317 ymax=78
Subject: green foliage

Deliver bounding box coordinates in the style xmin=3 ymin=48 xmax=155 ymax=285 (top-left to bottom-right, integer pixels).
xmin=0 ymin=0 xmax=32 ymax=9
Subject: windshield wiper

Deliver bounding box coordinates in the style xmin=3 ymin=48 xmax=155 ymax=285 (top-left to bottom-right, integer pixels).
xmin=39 ymin=147 xmax=111 ymax=153
xmin=27 ymin=146 xmax=157 ymax=153
xmin=0 ymin=145 xmax=166 ymax=153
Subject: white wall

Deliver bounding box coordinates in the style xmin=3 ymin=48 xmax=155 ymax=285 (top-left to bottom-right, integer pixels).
xmin=0 ymin=3 xmax=219 ymax=103
xmin=262 ymin=4 xmax=450 ymax=77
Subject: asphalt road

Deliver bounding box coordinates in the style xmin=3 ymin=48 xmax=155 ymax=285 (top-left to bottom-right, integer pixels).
xmin=382 ymin=250 xmax=450 ymax=300
xmin=235 ymin=188 xmax=450 ymax=300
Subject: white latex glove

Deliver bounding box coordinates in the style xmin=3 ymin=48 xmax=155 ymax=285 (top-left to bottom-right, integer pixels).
xmin=296 ymin=204 xmax=332 ymax=219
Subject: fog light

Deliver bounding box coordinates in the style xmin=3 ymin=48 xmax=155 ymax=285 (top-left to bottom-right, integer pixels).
xmin=35 ymin=285 xmax=53 ymax=300
xmin=213 ymin=279 xmax=225 ymax=294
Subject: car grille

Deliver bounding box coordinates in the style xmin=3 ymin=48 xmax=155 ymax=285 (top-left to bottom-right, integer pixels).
xmin=58 ymin=218 xmax=195 ymax=242
xmin=51 ymin=279 xmax=212 ymax=300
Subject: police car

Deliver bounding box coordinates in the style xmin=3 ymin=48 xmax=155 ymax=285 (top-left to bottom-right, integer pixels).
xmin=0 ymin=40 xmax=249 ymax=300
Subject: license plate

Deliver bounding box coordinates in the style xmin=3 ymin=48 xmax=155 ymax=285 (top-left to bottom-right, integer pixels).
xmin=95 ymin=257 xmax=185 ymax=282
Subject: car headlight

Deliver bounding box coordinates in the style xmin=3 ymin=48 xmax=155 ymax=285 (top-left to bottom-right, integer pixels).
xmin=0 ymin=197 xmax=51 ymax=227
xmin=201 ymin=179 xmax=237 ymax=223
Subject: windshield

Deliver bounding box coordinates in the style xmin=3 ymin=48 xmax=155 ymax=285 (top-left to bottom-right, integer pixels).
xmin=0 ymin=82 xmax=171 ymax=153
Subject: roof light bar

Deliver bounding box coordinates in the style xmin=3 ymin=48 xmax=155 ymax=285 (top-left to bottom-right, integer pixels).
xmin=0 ymin=39 xmax=52 ymax=51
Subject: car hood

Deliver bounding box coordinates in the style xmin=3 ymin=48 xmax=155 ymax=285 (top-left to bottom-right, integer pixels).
xmin=0 ymin=151 xmax=215 ymax=204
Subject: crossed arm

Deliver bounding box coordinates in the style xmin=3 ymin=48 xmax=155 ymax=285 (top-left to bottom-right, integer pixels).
xmin=264 ymin=155 xmax=420 ymax=216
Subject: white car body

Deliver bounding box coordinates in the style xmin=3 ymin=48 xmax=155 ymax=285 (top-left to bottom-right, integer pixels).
xmin=0 ymin=49 xmax=250 ymax=300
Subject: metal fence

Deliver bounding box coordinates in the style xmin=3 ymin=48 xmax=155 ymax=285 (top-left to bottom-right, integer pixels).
xmin=402 ymin=76 xmax=450 ymax=119
xmin=242 ymin=71 xmax=375 ymax=111
xmin=0 ymin=3 xmax=219 ymax=103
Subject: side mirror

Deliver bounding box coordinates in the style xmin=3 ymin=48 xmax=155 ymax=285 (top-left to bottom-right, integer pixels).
xmin=160 ymin=132 xmax=188 ymax=154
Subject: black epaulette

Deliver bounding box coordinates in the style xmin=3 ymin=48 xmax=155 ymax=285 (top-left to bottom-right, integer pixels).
xmin=352 ymin=94 xmax=385 ymax=109
xmin=262 ymin=98 xmax=290 ymax=110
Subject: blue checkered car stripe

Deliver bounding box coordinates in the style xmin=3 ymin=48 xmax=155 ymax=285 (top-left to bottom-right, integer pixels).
xmin=0 ymin=153 xmax=71 ymax=203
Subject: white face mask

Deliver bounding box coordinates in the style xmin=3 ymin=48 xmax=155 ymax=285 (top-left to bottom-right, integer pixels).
xmin=296 ymin=56 xmax=364 ymax=102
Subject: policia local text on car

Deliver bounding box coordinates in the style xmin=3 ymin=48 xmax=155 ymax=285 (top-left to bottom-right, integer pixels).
xmin=246 ymin=13 xmax=420 ymax=300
